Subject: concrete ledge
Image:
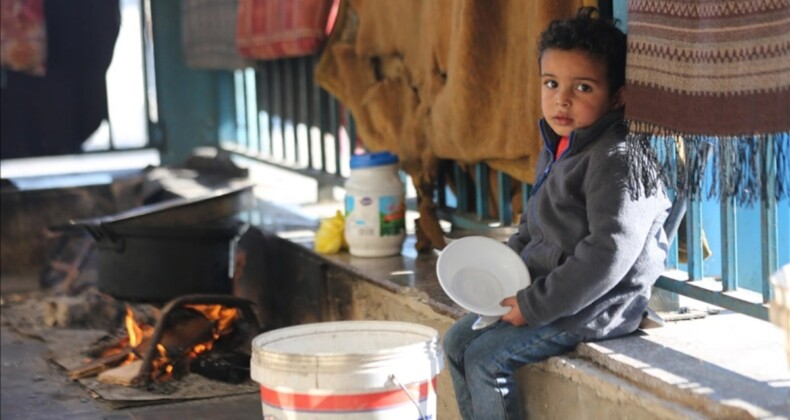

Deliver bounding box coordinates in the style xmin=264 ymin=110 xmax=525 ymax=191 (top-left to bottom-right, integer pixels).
xmin=578 ymin=316 xmax=789 ymax=418
xmin=248 ymin=198 xmax=789 ymax=419
xmin=518 ymin=356 xmax=708 ymax=419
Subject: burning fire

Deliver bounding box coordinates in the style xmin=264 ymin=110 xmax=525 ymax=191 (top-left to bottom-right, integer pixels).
xmin=109 ymin=304 xmax=239 ymax=382
xmin=124 ymin=307 xmax=152 ymax=349
xmin=187 ymin=304 xmax=239 ymax=353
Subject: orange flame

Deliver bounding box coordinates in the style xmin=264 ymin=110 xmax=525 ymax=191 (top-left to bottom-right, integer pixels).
xmin=186 ymin=304 xmax=239 ymax=352
xmin=119 ymin=305 xmax=156 ymax=365
xmin=188 ymin=304 xmax=238 ymax=334
xmin=108 ymin=304 xmax=239 ymax=382
xmin=124 ymin=307 xmax=142 ymax=347
xmin=151 ymin=343 xmax=174 ymax=381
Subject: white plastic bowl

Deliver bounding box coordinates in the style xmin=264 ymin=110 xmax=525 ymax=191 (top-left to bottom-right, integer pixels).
xmin=436 ymin=236 xmax=531 ymax=317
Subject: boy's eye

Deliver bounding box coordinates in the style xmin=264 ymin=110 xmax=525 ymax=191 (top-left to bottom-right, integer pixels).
xmin=576 ymin=83 xmax=592 ymax=92
xmin=544 ymin=80 xmax=558 ymax=89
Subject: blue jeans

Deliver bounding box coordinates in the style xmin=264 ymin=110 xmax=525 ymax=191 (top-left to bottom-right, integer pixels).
xmin=443 ymin=314 xmax=584 ymax=419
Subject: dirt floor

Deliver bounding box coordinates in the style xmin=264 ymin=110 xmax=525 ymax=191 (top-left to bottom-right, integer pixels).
xmin=0 ymin=276 xmax=264 ymax=420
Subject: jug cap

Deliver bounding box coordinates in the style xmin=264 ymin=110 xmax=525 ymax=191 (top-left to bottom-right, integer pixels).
xmin=350 ymin=151 xmax=398 ymax=169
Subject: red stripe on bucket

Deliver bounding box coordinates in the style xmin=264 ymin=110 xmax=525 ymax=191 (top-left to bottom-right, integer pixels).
xmin=260 ymin=378 xmax=436 ymax=412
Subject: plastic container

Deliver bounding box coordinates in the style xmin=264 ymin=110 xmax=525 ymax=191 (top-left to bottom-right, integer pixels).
xmin=344 ymin=152 xmax=406 ymax=257
xmin=436 ymin=235 xmax=531 ymax=330
xmin=250 ymin=320 xmax=444 ymax=419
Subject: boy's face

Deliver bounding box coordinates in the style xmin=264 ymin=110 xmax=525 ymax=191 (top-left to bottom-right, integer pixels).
xmin=540 ymin=49 xmax=623 ymax=137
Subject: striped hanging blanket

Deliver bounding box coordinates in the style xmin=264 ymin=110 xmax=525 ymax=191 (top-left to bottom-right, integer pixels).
xmin=625 ymin=0 xmax=790 ymax=204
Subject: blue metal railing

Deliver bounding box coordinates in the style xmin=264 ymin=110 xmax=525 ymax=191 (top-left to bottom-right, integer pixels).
xmin=220 ymin=53 xmax=786 ymax=322
xmin=221 ymin=56 xmax=354 ymax=194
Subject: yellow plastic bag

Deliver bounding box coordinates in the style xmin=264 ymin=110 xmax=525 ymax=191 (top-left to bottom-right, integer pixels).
xmin=314 ymin=210 xmax=347 ymax=254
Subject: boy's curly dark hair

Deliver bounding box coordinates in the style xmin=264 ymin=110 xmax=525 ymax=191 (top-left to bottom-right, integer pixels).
xmin=538 ymin=7 xmax=627 ymax=95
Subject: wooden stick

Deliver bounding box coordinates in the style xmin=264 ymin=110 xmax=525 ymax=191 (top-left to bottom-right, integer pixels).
xmin=97 ymin=360 xmax=143 ymax=386
xmin=67 ymin=347 xmax=132 ymax=380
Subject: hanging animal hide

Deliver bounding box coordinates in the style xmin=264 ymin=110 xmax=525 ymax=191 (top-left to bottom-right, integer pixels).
xmin=315 ymin=0 xmax=594 ymax=251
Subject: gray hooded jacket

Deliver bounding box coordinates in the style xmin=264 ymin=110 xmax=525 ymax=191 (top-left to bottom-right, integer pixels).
xmin=507 ymin=110 xmax=670 ymax=340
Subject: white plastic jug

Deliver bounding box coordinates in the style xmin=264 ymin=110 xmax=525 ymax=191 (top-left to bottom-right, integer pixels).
xmin=344 ymin=152 xmax=406 ymax=257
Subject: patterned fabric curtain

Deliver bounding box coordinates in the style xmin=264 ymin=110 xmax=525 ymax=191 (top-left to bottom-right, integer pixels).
xmin=182 ymin=0 xmax=252 ymax=70
xmin=625 ymin=0 xmax=790 ymax=204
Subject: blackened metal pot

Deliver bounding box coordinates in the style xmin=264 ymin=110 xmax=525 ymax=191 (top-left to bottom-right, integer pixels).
xmin=84 ymin=221 xmax=247 ymax=303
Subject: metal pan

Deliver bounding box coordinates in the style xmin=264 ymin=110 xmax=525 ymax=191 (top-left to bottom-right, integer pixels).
xmin=71 ymin=182 xmax=255 ymax=228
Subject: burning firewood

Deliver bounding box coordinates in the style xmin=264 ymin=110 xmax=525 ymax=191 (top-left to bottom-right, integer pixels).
xmin=159 ymin=308 xmax=216 ymax=356
xmin=67 ymin=306 xmax=153 ymax=381
xmin=67 ymin=347 xmax=133 ymax=380
xmin=97 ymin=360 xmax=143 ymax=386
xmin=69 ymin=296 xmax=257 ymax=386
xmin=139 ymin=312 xmax=217 ymax=382
xmin=67 ymin=300 xmax=250 ymax=385
xmin=84 ymin=332 xmax=128 ymax=359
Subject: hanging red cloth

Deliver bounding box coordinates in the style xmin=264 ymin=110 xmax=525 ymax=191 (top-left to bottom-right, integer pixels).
xmin=0 ymin=0 xmax=47 ymax=76
xmin=236 ymin=0 xmax=339 ymax=60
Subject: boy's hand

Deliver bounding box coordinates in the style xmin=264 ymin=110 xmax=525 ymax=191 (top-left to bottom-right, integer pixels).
xmin=500 ymin=296 xmax=527 ymax=326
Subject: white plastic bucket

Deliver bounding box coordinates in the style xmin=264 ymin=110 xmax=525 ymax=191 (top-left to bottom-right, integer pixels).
xmin=250 ymin=320 xmax=444 ymax=419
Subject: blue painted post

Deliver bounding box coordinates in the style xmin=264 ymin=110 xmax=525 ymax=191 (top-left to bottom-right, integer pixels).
xmin=312 ymin=56 xmax=328 ymax=172
xmin=296 ymin=57 xmax=309 ymax=166
xmin=475 ymin=163 xmax=489 ymax=219
xmin=328 ymin=98 xmax=340 ymax=175
xmin=150 ymin=0 xmax=219 ymax=164
xmin=234 ymin=70 xmax=248 ymax=148
xmin=279 ymin=60 xmax=289 ymax=162
xmin=347 ymin=110 xmax=357 ymax=155
xmin=762 ymin=134 xmax=778 ymax=302
xmin=498 ymin=171 xmax=512 ymax=225
xmin=292 ymin=59 xmax=300 ymax=165
xmin=283 ymin=59 xmax=296 ymax=164
xmin=216 ymin=72 xmax=236 ymax=144
xmin=666 ymin=140 xmax=680 ymax=269
xmin=244 ymin=68 xmax=259 ymax=154
xmin=271 ymin=63 xmax=282 ymax=160
xmin=141 ymin=0 xmax=163 ymax=149
xmin=720 ymin=142 xmax=738 ymax=291
xmin=686 ymin=194 xmax=704 ymax=281
xmin=258 ymin=63 xmax=272 ymax=157
xmin=454 ymin=165 xmax=468 ymax=212
xmin=437 ymin=162 xmax=447 ymax=208
xmin=302 ymin=57 xmax=314 ymax=167
xmin=318 ymin=86 xmax=330 ymax=172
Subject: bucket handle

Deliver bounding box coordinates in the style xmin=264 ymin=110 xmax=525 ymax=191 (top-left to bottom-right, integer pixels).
xmin=388 ymin=374 xmax=428 ymax=420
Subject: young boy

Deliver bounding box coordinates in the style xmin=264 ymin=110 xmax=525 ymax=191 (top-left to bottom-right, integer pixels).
xmin=443 ymin=7 xmax=671 ymax=419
